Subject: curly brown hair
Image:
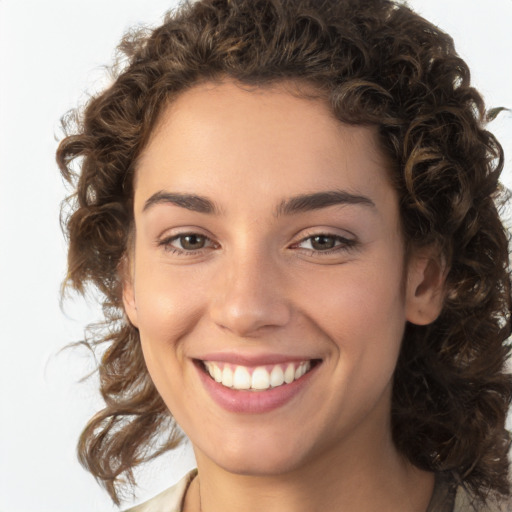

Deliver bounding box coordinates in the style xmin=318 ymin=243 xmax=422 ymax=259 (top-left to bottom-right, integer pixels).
xmin=57 ymin=0 xmax=512 ymax=505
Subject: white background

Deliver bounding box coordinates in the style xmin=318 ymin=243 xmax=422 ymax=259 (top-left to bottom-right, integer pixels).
xmin=0 ymin=1 xmax=511 ymax=511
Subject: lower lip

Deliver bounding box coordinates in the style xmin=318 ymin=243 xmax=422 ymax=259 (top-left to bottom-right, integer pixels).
xmin=195 ymin=362 xmax=319 ymax=414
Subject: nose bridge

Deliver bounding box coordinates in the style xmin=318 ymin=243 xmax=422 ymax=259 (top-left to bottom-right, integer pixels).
xmin=209 ymin=238 xmax=291 ymax=337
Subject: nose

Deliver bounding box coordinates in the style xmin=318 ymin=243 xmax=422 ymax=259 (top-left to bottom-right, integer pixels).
xmin=208 ymin=248 xmax=292 ymax=338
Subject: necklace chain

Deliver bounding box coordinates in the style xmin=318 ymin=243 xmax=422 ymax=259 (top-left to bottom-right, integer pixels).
xmin=198 ymin=476 xmax=203 ymax=512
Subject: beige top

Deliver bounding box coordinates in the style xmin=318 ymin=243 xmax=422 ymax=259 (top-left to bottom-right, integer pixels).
xmin=124 ymin=469 xmax=511 ymax=512
xmin=124 ymin=470 xmax=198 ymax=512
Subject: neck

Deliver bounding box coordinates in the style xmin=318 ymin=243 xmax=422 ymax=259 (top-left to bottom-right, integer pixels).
xmin=184 ymin=422 xmax=434 ymax=512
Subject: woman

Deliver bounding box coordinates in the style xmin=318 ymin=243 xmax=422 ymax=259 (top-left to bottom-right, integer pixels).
xmin=57 ymin=0 xmax=512 ymax=510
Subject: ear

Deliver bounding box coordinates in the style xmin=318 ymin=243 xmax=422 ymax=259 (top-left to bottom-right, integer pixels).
xmin=405 ymin=248 xmax=447 ymax=326
xmin=120 ymin=255 xmax=139 ymax=328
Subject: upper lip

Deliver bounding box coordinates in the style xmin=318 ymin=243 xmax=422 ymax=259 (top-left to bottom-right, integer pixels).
xmin=195 ymin=352 xmax=321 ymax=366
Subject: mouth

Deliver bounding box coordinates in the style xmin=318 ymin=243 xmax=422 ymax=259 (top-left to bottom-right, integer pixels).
xmin=197 ymin=359 xmax=321 ymax=392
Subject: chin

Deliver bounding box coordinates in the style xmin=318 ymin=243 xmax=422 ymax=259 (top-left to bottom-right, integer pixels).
xmin=197 ymin=432 xmax=316 ymax=477
xmin=217 ymin=454 xmax=305 ymax=477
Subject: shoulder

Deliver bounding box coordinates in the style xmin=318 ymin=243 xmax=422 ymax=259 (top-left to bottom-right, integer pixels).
xmin=123 ymin=469 xmax=198 ymax=512
xmin=454 ymin=485 xmax=512 ymax=512
xmin=428 ymin=472 xmax=511 ymax=512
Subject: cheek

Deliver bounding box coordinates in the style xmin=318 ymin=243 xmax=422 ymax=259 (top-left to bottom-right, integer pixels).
xmin=131 ymin=259 xmax=208 ymax=400
xmin=299 ymin=257 xmax=407 ymax=386
xmin=300 ymin=262 xmax=406 ymax=423
xmin=134 ymin=255 xmax=206 ymax=343
xmin=302 ymin=261 xmax=406 ymax=336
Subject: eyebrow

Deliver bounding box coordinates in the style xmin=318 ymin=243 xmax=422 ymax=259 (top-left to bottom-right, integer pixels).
xmin=275 ymin=190 xmax=376 ymax=216
xmin=143 ymin=191 xmax=220 ymax=214
xmin=142 ymin=189 xmax=376 ymax=216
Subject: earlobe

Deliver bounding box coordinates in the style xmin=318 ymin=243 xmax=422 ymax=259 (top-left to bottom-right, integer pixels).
xmin=405 ymin=252 xmax=447 ymax=326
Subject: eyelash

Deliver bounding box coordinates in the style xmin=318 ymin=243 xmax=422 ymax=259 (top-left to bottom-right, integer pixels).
xmin=293 ymin=234 xmax=357 ymax=255
xmin=158 ymin=233 xmax=217 ymax=255
xmin=158 ymin=232 xmax=357 ymax=257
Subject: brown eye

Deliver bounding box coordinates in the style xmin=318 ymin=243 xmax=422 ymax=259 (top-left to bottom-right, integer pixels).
xmin=160 ymin=232 xmax=217 ymax=255
xmin=295 ymin=233 xmax=356 ymax=255
xmin=179 ymin=234 xmax=207 ymax=250
xmin=310 ymin=235 xmax=336 ymax=250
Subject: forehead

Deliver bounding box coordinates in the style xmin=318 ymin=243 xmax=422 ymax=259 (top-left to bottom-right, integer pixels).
xmin=135 ymin=79 xmax=396 ymax=215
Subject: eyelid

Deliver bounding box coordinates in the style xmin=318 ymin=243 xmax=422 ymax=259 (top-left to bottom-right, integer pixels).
xmin=290 ymin=229 xmax=359 ymax=256
xmin=297 ymin=235 xmax=350 ymax=248
xmin=292 ymin=227 xmax=356 ymax=244
xmin=157 ymin=228 xmax=219 ymax=254
xmin=155 ymin=224 xmax=213 ymax=241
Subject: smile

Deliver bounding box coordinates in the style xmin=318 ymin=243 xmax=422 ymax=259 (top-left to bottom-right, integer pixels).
xmin=202 ymin=360 xmax=315 ymax=391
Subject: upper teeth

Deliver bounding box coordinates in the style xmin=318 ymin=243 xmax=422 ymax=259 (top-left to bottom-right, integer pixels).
xmin=203 ymin=361 xmax=311 ymax=391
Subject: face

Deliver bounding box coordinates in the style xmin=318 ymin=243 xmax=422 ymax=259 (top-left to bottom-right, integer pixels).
xmin=124 ymin=80 xmax=441 ymax=477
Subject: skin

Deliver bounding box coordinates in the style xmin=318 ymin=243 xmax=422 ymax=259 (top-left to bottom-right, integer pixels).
xmin=123 ymin=80 xmax=445 ymax=512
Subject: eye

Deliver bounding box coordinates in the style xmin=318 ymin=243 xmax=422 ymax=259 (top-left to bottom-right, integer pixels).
xmin=176 ymin=234 xmax=208 ymax=250
xmin=304 ymin=235 xmax=339 ymax=251
xmin=294 ymin=233 xmax=357 ymax=255
xmin=159 ymin=232 xmax=216 ymax=254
